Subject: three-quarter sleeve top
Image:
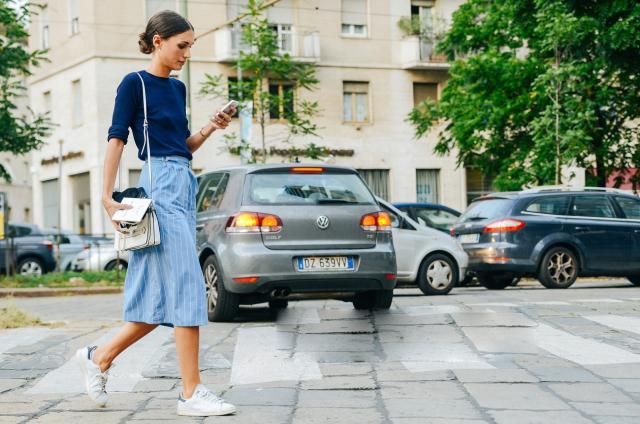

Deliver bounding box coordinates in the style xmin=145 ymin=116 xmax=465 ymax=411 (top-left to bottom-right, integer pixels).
xmin=107 ymin=70 xmax=192 ymax=161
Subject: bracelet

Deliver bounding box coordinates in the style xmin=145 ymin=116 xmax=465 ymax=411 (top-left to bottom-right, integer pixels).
xmin=199 ymin=127 xmax=209 ymax=139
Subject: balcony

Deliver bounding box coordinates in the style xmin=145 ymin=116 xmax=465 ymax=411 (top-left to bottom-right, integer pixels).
xmin=213 ymin=26 xmax=321 ymax=63
xmin=400 ymin=35 xmax=450 ymax=70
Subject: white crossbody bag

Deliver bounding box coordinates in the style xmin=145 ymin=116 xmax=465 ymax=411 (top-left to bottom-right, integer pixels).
xmin=113 ymin=73 xmax=161 ymax=251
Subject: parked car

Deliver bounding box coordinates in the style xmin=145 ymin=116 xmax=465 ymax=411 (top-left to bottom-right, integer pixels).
xmin=393 ymin=202 xmax=461 ymax=233
xmin=451 ymin=187 xmax=640 ymax=290
xmin=72 ymin=243 xmax=128 ymax=272
xmin=196 ymin=164 xmax=397 ymax=321
xmin=378 ymin=198 xmax=468 ymax=295
xmin=42 ymin=229 xmax=86 ymax=271
xmin=0 ymin=223 xmax=57 ymax=276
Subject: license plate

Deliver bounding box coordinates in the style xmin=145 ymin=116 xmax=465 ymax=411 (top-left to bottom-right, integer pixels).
xmin=297 ymin=256 xmax=354 ymax=272
xmin=459 ymin=233 xmax=480 ymax=244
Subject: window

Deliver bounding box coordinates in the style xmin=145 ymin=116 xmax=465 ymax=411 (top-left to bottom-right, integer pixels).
xmin=571 ymin=195 xmax=616 ymax=219
xmin=146 ymin=0 xmax=176 ymax=20
xmin=465 ymin=168 xmax=496 ymax=205
xmin=269 ymin=82 xmax=294 ymax=120
xmin=42 ymin=179 xmax=59 ymax=229
xmin=341 ymin=0 xmax=367 ymax=36
xmin=72 ymin=79 xmax=83 ymax=127
xmin=197 ymin=173 xmax=229 ymax=212
xmin=460 ymin=199 xmax=512 ymax=223
xmin=41 ymin=6 xmax=49 ymax=49
xmin=343 ymin=82 xmax=369 ymax=123
xmin=413 ymin=208 xmax=459 ymax=232
xmin=357 ymin=169 xmax=389 ymax=200
xmin=269 ymin=24 xmax=294 ymax=54
xmin=615 ymin=196 xmax=640 ymax=220
xmin=246 ymin=172 xmax=376 ymax=205
xmin=42 ymin=91 xmax=52 ymax=115
xmin=411 ymin=1 xmax=435 ymax=60
xmin=69 ymin=0 xmax=79 ymax=35
xmin=416 ymin=169 xmax=439 ymax=203
xmin=524 ymin=196 xmax=570 ymax=216
xmin=413 ymin=83 xmax=438 ymax=107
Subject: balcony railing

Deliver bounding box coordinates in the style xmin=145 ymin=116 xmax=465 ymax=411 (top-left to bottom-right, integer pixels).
xmin=400 ymin=35 xmax=449 ymax=70
xmin=213 ymin=26 xmax=321 ymax=63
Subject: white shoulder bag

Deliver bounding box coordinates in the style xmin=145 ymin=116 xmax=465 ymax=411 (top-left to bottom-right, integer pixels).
xmin=113 ymin=72 xmax=161 ymax=251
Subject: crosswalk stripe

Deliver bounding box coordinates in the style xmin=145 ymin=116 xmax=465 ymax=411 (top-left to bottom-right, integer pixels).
xmin=230 ymin=326 xmax=321 ymax=385
xmin=585 ymin=315 xmax=640 ymax=336
xmin=26 ymin=326 xmax=173 ymax=394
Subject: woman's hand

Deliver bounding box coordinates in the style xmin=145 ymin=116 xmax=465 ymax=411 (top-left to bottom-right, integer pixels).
xmin=209 ymin=107 xmax=234 ymax=130
xmin=103 ymin=197 xmax=132 ymax=233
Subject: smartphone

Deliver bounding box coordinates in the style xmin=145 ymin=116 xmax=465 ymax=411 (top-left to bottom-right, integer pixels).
xmin=221 ymin=100 xmax=238 ymax=115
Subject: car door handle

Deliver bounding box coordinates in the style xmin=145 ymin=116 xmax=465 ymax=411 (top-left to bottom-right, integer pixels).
xmin=634 ymin=229 xmax=640 ymax=234
xmin=574 ymin=226 xmax=590 ymax=232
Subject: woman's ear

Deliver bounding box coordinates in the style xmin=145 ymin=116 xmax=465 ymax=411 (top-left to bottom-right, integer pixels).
xmin=152 ymin=34 xmax=163 ymax=50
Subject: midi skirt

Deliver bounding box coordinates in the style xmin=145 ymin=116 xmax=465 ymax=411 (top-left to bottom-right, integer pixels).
xmin=123 ymin=155 xmax=208 ymax=327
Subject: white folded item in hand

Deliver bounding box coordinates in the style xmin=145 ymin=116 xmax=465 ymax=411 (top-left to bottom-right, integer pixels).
xmin=111 ymin=198 xmax=152 ymax=223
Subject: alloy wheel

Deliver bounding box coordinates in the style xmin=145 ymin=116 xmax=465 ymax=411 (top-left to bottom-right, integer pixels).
xmin=547 ymin=252 xmax=576 ymax=284
xmin=204 ymin=263 xmax=219 ymax=311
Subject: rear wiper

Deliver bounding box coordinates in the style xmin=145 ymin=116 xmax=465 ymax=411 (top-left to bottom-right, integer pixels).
xmin=316 ymin=199 xmax=357 ymax=204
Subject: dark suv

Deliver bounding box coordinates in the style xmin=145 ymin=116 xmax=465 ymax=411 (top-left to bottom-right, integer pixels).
xmin=451 ymin=187 xmax=640 ymax=289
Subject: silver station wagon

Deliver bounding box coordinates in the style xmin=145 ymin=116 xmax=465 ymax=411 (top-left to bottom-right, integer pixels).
xmin=195 ymin=164 xmax=397 ymax=321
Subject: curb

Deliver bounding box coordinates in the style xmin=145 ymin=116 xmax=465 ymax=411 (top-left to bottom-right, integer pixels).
xmin=0 ymin=287 xmax=123 ymax=298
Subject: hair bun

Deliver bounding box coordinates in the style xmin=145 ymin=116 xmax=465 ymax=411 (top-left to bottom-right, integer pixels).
xmin=138 ymin=32 xmax=153 ymax=54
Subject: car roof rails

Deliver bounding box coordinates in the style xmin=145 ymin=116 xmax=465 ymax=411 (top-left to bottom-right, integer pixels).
xmin=520 ymin=185 xmax=629 ymax=194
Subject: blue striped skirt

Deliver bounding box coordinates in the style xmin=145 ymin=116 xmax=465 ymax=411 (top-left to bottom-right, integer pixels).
xmin=123 ymin=155 xmax=208 ymax=327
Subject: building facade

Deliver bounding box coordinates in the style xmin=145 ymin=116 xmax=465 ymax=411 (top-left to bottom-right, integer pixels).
xmin=28 ymin=0 xmax=536 ymax=235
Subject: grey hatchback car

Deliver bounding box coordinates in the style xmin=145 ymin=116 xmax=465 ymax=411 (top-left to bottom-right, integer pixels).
xmin=195 ymin=164 xmax=397 ymax=321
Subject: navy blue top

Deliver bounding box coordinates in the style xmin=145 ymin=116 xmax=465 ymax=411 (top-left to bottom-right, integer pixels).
xmin=107 ymin=70 xmax=192 ymax=161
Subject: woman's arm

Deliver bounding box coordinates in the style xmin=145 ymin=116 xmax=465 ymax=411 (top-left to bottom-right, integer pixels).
xmin=186 ymin=108 xmax=234 ymax=154
xmin=102 ymin=138 xmax=131 ymax=231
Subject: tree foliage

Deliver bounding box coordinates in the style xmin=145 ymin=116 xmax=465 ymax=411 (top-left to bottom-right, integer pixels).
xmin=409 ymin=0 xmax=640 ymax=189
xmin=0 ymin=1 xmax=52 ymax=181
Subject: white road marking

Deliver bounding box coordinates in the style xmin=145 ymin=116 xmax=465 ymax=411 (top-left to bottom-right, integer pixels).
xmin=27 ymin=326 xmax=174 ymax=394
xmin=573 ymin=298 xmax=624 ymax=303
xmin=467 ymin=302 xmax=520 ymax=307
xmin=528 ymin=301 xmax=570 ymax=306
xmin=230 ymin=326 xmax=321 ymax=385
xmin=0 ymin=327 xmax=64 ymax=356
xmin=585 ymin=315 xmax=640 ymax=336
xmin=402 ymin=305 xmax=463 ymax=316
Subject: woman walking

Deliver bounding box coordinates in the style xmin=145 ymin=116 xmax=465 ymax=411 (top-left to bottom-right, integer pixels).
xmin=74 ymin=10 xmax=236 ymax=417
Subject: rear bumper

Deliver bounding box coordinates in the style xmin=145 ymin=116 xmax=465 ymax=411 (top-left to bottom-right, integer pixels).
xmin=218 ymin=242 xmax=397 ymax=294
xmin=464 ymin=243 xmax=536 ymax=274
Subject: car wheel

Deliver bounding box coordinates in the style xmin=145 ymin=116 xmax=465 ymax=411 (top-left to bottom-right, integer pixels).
xmin=458 ymin=274 xmax=476 ymax=287
xmin=417 ymin=254 xmax=457 ymax=295
xmin=627 ymin=276 xmax=640 ymax=286
xmin=268 ymin=299 xmax=289 ymax=309
xmin=203 ymin=255 xmax=238 ymax=322
xmin=538 ymin=247 xmax=578 ymax=289
xmin=476 ymin=272 xmax=514 ymax=290
xmin=352 ymin=290 xmax=393 ymax=310
xmin=105 ymin=259 xmax=128 ymax=271
xmin=17 ymin=257 xmax=44 ymax=277
xmin=510 ymin=277 xmax=521 ymax=286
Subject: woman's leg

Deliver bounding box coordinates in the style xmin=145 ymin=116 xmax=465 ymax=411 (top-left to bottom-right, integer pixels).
xmin=174 ymin=326 xmax=201 ymax=398
xmin=92 ymin=322 xmax=158 ymax=372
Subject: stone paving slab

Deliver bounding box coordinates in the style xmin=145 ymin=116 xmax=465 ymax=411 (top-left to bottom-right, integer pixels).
xmin=380 ymin=381 xmax=467 ymax=401
xmin=384 ymin=398 xmax=484 ymax=420
xmin=223 ymin=387 xmax=297 ymax=406
xmin=30 ymin=411 xmax=131 ymax=423
xmin=0 ymin=379 xmax=26 ymax=393
xmin=297 ymin=389 xmax=377 ymax=408
xmin=609 ymin=379 xmax=640 ymax=393
xmin=300 ymin=375 xmax=377 ymax=390
xmin=570 ymin=402 xmax=640 ymax=417
xmin=203 ymin=406 xmax=292 ymax=424
xmin=292 ymin=407 xmax=384 ymax=424
xmin=488 ymin=410 xmax=593 ymax=424
xmin=453 ymin=369 xmax=539 ymax=383
xmin=451 ymin=312 xmax=537 ymax=327
xmin=464 ymin=383 xmax=570 ymax=410
xmin=318 ymin=362 xmax=373 ymax=376
xmin=548 ymin=383 xmax=633 ymax=403
xmin=298 ymin=320 xmax=375 ymax=334
xmin=390 ymin=419 xmax=489 ymax=424
xmin=526 ymin=366 xmax=602 ymax=383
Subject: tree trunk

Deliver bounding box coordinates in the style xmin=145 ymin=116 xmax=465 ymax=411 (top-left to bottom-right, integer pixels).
xmin=595 ymin=153 xmax=606 ymax=187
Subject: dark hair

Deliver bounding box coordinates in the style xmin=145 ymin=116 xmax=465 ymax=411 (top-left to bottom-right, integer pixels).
xmin=138 ymin=10 xmax=194 ymax=54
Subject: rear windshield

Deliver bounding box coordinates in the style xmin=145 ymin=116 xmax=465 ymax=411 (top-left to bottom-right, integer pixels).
xmin=245 ymin=172 xmax=377 ymax=205
xmin=460 ymin=198 xmax=512 ymax=223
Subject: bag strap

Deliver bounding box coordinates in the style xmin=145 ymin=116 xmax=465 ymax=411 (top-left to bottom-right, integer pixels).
xmin=136 ymin=72 xmax=153 ymax=199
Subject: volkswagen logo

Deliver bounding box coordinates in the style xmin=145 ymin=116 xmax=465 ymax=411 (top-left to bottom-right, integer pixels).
xmin=316 ymin=215 xmax=330 ymax=230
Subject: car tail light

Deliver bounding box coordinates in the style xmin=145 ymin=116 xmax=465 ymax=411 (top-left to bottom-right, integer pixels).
xmin=360 ymin=212 xmax=392 ymax=232
xmin=42 ymin=240 xmax=54 ymax=250
xmin=233 ymin=276 xmax=259 ymax=283
xmin=450 ymin=227 xmax=455 ymax=237
xmin=290 ymin=167 xmax=324 ymax=173
xmin=385 ymin=273 xmax=396 ymax=280
xmin=484 ymin=219 xmax=525 ymax=233
xmin=226 ymin=212 xmax=283 ymax=233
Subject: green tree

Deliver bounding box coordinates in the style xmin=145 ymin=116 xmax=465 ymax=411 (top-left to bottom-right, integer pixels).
xmin=0 ymin=1 xmax=51 ymax=181
xmin=408 ymin=0 xmax=640 ymax=189
xmin=199 ymin=0 xmax=321 ymax=163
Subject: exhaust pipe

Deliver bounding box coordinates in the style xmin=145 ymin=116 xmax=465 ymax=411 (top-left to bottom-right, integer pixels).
xmin=270 ymin=288 xmax=291 ymax=298
xmin=281 ymin=288 xmax=291 ymax=297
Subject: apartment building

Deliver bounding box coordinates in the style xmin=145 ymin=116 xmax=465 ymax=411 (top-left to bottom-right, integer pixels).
xmin=28 ymin=0 xmax=492 ymax=235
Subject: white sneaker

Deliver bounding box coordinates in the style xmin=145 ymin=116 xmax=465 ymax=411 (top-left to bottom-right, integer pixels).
xmin=177 ymin=384 xmax=236 ymax=417
xmin=75 ymin=346 xmax=110 ymax=407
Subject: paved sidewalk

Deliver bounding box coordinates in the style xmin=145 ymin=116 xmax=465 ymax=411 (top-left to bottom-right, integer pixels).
xmin=2 ymin=280 xmax=640 ymax=423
